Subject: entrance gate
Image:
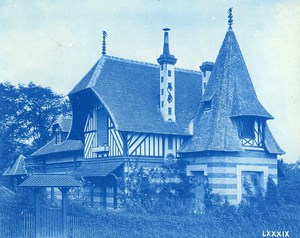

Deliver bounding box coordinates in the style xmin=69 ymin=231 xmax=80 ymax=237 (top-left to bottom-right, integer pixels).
xmin=19 ymin=174 xmax=80 ymax=238
xmin=40 ymin=207 xmax=63 ymax=238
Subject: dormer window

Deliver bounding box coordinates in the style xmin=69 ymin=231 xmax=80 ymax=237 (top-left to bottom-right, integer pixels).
xmin=55 ymin=128 xmax=62 ymax=144
xmin=202 ymin=93 xmax=215 ymax=111
xmin=240 ymin=117 xmax=255 ymax=139
xmin=204 ymin=100 xmax=211 ymax=111
xmin=56 ymin=133 xmax=62 ymax=144
xmin=239 ymin=117 xmax=264 ymax=148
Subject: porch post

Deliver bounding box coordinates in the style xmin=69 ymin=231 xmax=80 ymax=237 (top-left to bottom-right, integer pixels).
xmin=34 ymin=188 xmax=41 ymax=238
xmin=113 ymin=178 xmax=117 ymax=209
xmin=61 ymin=188 xmax=69 ymax=238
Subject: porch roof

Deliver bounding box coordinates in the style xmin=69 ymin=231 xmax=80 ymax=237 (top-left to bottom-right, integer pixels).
xmin=72 ymin=161 xmax=124 ymax=177
xmin=19 ymin=174 xmax=80 ymax=188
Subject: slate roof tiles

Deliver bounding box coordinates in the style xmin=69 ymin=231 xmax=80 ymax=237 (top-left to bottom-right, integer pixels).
xmin=3 ymin=155 xmax=27 ymax=176
xmin=61 ymin=29 xmax=283 ymax=155
xmin=31 ymin=139 xmax=83 ymax=157
xmin=19 ymin=174 xmax=80 ymax=187
xmin=69 ymin=56 xmax=202 ymax=136
xmin=179 ymin=29 xmax=283 ymax=154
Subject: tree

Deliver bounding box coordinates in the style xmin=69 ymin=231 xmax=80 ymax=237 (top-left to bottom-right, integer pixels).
xmin=16 ymin=82 xmax=71 ymax=148
xmin=277 ymin=159 xmax=300 ymax=206
xmin=0 ymin=82 xmax=71 ymax=176
xmin=265 ymin=177 xmax=280 ymax=207
xmin=0 ymin=82 xmax=23 ymax=174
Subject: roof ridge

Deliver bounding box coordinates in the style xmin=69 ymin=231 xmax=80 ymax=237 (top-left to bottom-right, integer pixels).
xmin=175 ymin=68 xmax=201 ymax=74
xmin=105 ymin=55 xmax=158 ymax=67
xmin=105 ymin=55 xmax=201 ymax=74
xmin=14 ymin=155 xmax=21 ymax=174
xmin=30 ymin=173 xmax=71 ymax=175
xmin=87 ymin=56 xmax=106 ymax=88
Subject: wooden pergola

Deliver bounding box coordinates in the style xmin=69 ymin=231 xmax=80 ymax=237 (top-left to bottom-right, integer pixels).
xmin=19 ymin=174 xmax=80 ymax=238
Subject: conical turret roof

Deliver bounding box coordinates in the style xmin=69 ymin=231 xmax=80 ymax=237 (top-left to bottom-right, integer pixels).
xmin=180 ymin=28 xmax=284 ymax=154
xmin=202 ymin=29 xmax=273 ymax=119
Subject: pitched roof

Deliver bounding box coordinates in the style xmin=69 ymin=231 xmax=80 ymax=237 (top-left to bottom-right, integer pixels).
xmin=0 ymin=185 xmax=15 ymax=197
xmin=19 ymin=174 xmax=80 ymax=187
xmin=3 ymin=155 xmax=27 ymax=176
xmin=179 ymin=29 xmax=283 ymax=154
xmin=53 ymin=116 xmax=72 ymax=133
xmin=31 ymin=139 xmax=83 ymax=157
xmin=72 ymin=161 xmax=123 ymax=177
xmin=69 ymin=56 xmax=202 ymax=136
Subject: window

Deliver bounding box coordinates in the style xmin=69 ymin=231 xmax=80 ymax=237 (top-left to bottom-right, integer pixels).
xmin=56 ymin=133 xmax=62 ymax=144
xmin=203 ymin=71 xmax=206 ymax=77
xmin=161 ymin=76 xmax=164 ymax=83
xmin=168 ymin=107 xmax=172 ymax=115
xmin=166 ymin=153 xmax=175 ymax=162
xmin=204 ymin=100 xmax=211 ymax=111
xmin=96 ymin=108 xmax=108 ymax=145
xmin=168 ymin=137 xmax=173 ymax=150
xmin=203 ymin=82 xmax=207 ymax=89
xmin=240 ymin=117 xmax=255 ymax=139
xmin=161 ymin=65 xmax=163 ymax=70
xmin=54 ymin=127 xmax=62 ymax=144
xmin=161 ymin=101 xmax=164 ymax=108
xmin=161 ymin=89 xmax=164 ymax=95
xmin=168 ymin=70 xmax=171 ymax=77
xmin=168 ymin=82 xmax=172 ymax=89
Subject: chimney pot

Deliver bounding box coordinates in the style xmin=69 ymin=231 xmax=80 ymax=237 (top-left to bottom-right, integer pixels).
xmin=200 ymin=61 xmax=214 ymax=72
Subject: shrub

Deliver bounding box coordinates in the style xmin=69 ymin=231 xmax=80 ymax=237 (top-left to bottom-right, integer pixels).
xmin=118 ymin=160 xmax=195 ymax=215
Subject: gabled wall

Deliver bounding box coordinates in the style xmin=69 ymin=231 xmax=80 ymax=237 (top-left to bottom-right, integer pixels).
xmin=83 ymin=99 xmax=186 ymax=160
xmin=84 ymin=101 xmax=123 ymax=158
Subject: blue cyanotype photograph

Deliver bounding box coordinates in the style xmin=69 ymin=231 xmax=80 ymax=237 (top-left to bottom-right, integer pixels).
xmin=0 ymin=1 xmax=299 ymax=237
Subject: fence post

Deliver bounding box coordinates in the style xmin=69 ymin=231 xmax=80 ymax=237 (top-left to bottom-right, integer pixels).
xmin=34 ymin=188 xmax=41 ymax=238
xmin=61 ymin=187 xmax=69 ymax=238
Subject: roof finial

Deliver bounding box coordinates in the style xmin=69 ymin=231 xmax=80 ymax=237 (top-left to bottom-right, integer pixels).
xmin=102 ymin=30 xmax=107 ymax=55
xmin=228 ymin=7 xmax=233 ymax=30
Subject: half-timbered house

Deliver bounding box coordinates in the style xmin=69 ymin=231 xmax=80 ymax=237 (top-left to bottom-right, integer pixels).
xmin=28 ymin=11 xmax=284 ymax=208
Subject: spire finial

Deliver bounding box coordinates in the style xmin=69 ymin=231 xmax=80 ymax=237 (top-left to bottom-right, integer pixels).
xmin=228 ymin=7 xmax=233 ymax=30
xmin=102 ymin=30 xmax=107 ymax=55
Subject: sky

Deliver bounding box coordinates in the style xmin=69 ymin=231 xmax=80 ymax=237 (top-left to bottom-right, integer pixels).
xmin=0 ymin=0 xmax=299 ymax=163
